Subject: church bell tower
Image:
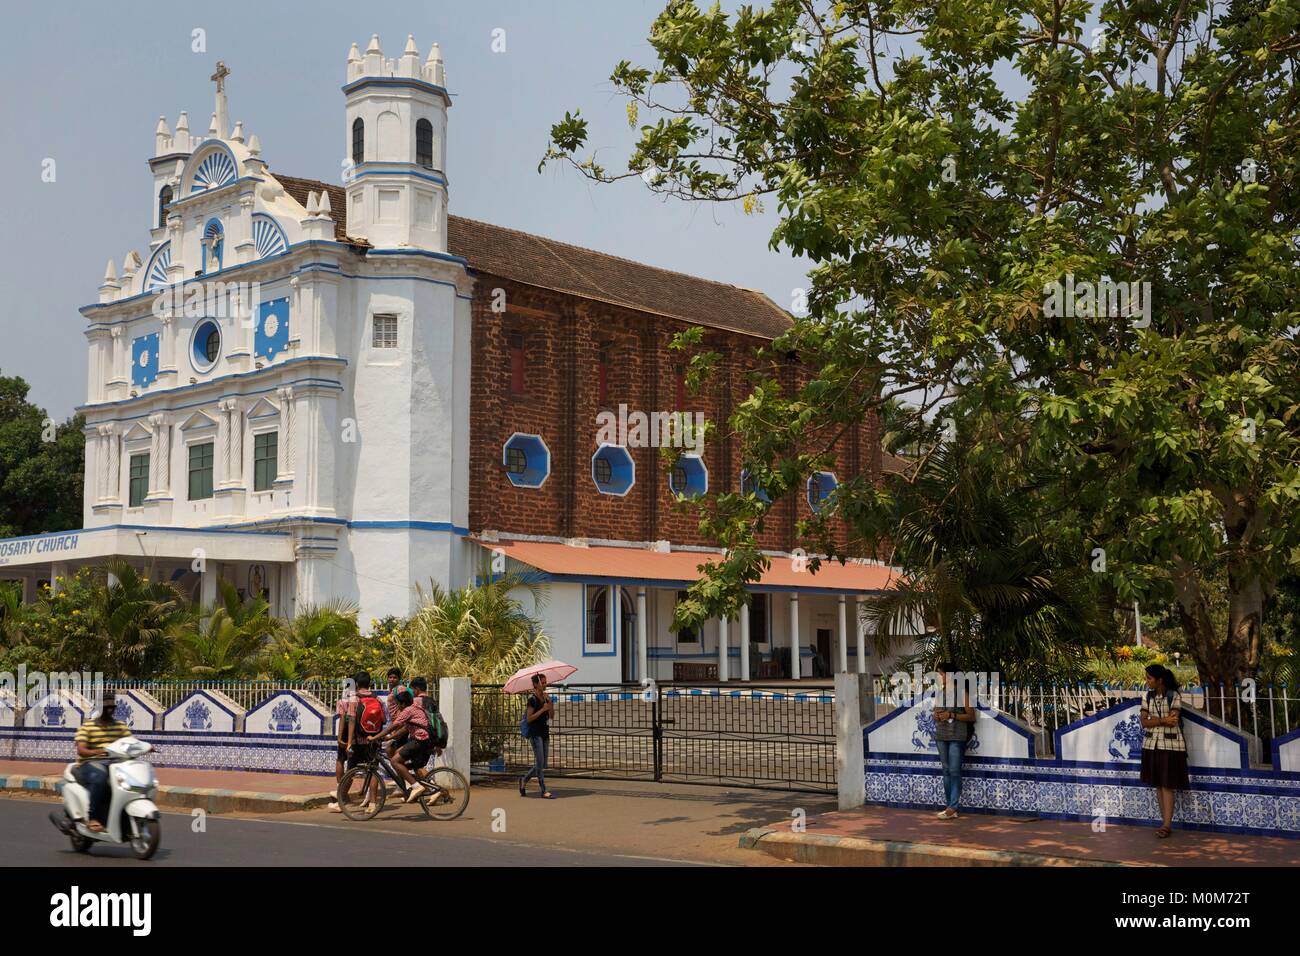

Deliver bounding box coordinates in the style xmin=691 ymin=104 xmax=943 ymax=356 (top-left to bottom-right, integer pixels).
xmin=342 ymin=34 xmax=450 ymax=250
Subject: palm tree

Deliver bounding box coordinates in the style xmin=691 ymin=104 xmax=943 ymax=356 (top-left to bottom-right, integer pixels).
xmin=393 ymin=565 xmax=550 ymax=683
xmin=262 ymin=599 xmax=362 ymax=680
xmin=51 ymin=560 xmax=188 ymax=676
xmin=864 ymin=437 xmax=1111 ymax=684
xmin=170 ymin=579 xmax=278 ymax=677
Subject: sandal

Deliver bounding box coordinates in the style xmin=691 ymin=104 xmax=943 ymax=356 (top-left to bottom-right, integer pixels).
xmin=519 ymin=776 xmax=527 ymax=797
xmin=541 ymin=791 xmax=555 ymax=799
xmin=86 ymin=821 xmax=104 ymax=833
xmin=1155 ymin=827 xmax=1172 ymax=838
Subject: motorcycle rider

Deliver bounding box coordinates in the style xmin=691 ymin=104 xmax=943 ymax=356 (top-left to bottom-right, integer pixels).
xmin=72 ymin=692 xmax=132 ymax=832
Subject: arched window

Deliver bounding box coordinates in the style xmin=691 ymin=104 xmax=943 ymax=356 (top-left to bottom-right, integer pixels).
xmin=416 ymin=118 xmax=434 ymax=168
xmin=157 ymin=185 xmax=173 ymax=228
xmin=352 ymin=118 xmax=364 ymax=165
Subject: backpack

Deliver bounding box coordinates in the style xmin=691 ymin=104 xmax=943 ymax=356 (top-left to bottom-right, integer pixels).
xmin=420 ymin=696 xmax=449 ymax=749
xmin=356 ymin=695 xmax=386 ymax=738
xmin=520 ymin=702 xmax=533 ymax=740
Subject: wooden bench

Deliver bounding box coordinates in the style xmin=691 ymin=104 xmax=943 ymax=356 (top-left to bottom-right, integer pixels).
xmin=673 ymin=662 xmax=718 ymax=681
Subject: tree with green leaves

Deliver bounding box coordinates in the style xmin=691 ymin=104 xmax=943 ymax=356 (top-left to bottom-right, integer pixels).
xmin=0 ymin=372 xmax=84 ymax=538
xmin=544 ymin=0 xmax=1300 ymax=695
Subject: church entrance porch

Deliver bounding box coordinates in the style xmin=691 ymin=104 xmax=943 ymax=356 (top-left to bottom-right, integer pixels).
xmin=0 ymin=525 xmax=297 ymax=616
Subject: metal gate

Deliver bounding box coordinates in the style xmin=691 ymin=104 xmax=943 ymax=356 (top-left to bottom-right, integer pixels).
xmin=470 ymin=683 xmax=835 ymax=793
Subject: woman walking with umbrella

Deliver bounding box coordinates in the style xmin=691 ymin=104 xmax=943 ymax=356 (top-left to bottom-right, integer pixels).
xmin=506 ymin=660 xmax=576 ymax=799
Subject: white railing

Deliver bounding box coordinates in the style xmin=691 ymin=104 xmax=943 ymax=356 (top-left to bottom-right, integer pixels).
xmin=104 ymin=678 xmax=350 ymax=711
xmin=872 ymin=677 xmax=1297 ymax=757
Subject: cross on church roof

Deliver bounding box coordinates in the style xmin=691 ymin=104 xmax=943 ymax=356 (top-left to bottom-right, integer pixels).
xmin=210 ymin=61 xmax=230 ymax=93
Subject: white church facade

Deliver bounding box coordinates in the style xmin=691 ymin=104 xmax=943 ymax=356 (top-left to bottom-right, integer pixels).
xmin=0 ymin=36 xmax=901 ymax=683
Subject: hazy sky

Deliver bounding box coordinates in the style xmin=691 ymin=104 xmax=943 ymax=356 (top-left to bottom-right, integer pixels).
xmin=0 ymin=0 xmax=811 ymax=421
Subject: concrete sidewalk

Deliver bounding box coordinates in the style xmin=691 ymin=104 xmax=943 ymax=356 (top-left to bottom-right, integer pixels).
xmin=0 ymin=760 xmax=334 ymax=814
xmin=0 ymin=760 xmax=829 ymax=864
xmin=742 ymin=805 xmax=1300 ymax=867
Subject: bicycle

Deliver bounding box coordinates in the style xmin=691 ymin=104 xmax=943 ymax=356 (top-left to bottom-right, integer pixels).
xmin=337 ymin=742 xmax=470 ymax=822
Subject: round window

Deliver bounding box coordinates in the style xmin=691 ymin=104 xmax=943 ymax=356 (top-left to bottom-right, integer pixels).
xmin=594 ymin=457 xmax=613 ymax=485
xmin=191 ymin=319 xmax=222 ymax=371
xmin=506 ymin=447 xmax=527 ymax=475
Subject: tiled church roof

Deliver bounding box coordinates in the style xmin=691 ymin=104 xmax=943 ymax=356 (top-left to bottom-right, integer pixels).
xmin=272 ymin=173 xmax=793 ymax=341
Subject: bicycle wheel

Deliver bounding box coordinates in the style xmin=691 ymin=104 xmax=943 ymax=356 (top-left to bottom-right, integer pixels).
xmin=338 ymin=765 xmax=387 ymax=821
xmin=418 ymin=766 xmax=470 ymax=820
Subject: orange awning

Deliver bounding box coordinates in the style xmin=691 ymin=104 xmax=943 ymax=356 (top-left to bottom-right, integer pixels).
xmin=475 ymin=539 xmax=898 ymax=594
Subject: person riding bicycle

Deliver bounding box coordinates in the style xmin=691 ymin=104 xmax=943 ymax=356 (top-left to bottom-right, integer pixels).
xmin=371 ymin=689 xmax=432 ymax=803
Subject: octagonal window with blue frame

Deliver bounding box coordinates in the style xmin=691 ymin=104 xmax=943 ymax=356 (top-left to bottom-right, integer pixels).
xmin=503 ymin=433 xmax=550 ymax=488
xmin=669 ymin=454 xmax=708 ymax=499
xmin=591 ymin=444 xmax=635 ymax=496
xmin=739 ymin=468 xmax=771 ymax=503
xmin=808 ymin=470 xmax=838 ymax=512
xmin=131 ymin=332 xmax=160 ymax=388
xmin=256 ymin=297 xmax=290 ymax=361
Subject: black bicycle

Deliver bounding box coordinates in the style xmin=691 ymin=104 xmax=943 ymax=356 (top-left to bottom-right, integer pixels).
xmin=337 ymin=743 xmax=469 ymax=821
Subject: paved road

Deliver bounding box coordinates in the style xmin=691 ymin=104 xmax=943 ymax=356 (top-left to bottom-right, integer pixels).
xmin=0 ymin=795 xmax=708 ymax=867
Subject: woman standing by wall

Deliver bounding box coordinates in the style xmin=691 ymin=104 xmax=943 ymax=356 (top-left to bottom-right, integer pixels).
xmin=933 ymin=662 xmax=975 ymax=820
xmin=1140 ymin=663 xmax=1191 ymax=838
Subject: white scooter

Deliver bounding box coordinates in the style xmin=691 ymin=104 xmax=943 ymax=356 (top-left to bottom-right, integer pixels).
xmin=49 ymin=736 xmax=162 ymax=859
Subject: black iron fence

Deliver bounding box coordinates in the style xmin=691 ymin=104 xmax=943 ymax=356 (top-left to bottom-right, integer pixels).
xmin=471 ymin=683 xmax=836 ymax=793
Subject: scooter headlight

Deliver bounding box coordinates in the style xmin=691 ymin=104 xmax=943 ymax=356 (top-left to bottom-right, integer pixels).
xmin=114 ymin=766 xmax=155 ymax=794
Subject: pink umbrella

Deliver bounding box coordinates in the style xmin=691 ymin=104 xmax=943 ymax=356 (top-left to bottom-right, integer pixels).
xmin=504 ymin=660 xmax=577 ymax=694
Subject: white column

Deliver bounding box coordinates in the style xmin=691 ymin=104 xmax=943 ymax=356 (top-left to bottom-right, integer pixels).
xmin=834 ymin=672 xmax=866 ymax=810
xmin=110 ymin=327 xmax=125 ymax=383
xmin=216 ymin=400 xmax=232 ymax=487
xmin=438 ymin=676 xmax=472 ymax=783
xmin=855 ymin=595 xmax=867 ymax=674
xmin=636 ymin=588 xmax=648 ymax=684
xmin=838 ymin=594 xmax=849 ymax=674
xmin=94 ymin=428 xmax=108 ymax=500
xmin=789 ymin=593 xmax=801 ymax=680
xmin=147 ymin=414 xmax=164 ymax=494
xmin=718 ymin=615 xmax=730 ymax=681
xmin=277 ymin=386 xmax=296 ymax=479
xmin=606 ymin=584 xmax=617 ymax=647
xmin=740 ymin=601 xmax=751 ymax=682
xmin=158 ymin=416 xmax=171 ymax=490
xmin=200 ymin=564 xmax=218 ymax=607
xmin=230 ymin=402 xmax=244 ymax=485
xmin=106 ymin=426 xmax=120 ymax=501
xmin=159 ymin=315 xmax=177 ymax=371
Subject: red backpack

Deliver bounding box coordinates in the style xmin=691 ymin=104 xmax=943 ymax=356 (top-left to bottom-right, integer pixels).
xmin=356 ymin=696 xmax=386 ymax=738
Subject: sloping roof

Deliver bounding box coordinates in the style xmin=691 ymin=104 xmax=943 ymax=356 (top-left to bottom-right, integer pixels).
xmin=880 ymin=451 xmax=915 ymax=476
xmin=272 ymin=175 xmax=355 ymax=244
xmin=478 ymin=539 xmax=898 ymax=594
xmin=444 ymin=216 xmax=793 ymax=339
xmin=272 ymin=173 xmax=793 ymax=340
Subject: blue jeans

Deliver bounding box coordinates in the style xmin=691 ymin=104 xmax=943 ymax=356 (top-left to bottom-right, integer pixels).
xmin=523 ymin=735 xmax=548 ymax=792
xmin=937 ymin=740 xmax=966 ymax=810
xmin=73 ymin=761 xmax=110 ymax=824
